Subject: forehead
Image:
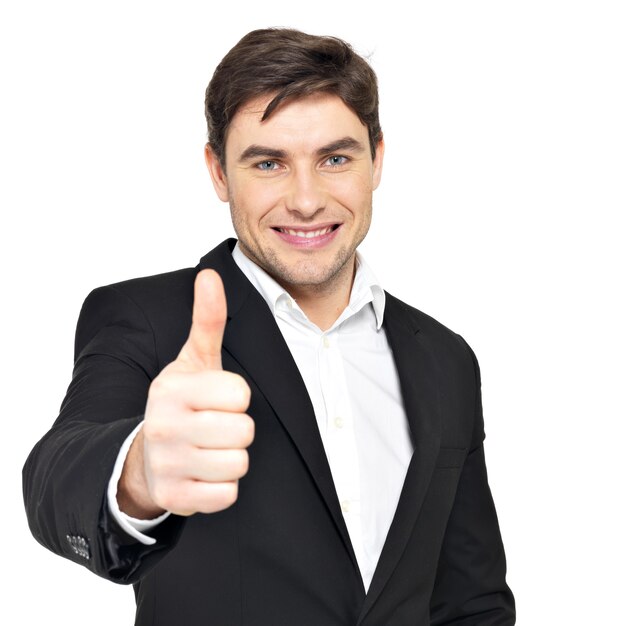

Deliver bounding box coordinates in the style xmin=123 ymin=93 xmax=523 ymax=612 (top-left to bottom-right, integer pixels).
xmin=226 ymin=93 xmax=368 ymax=153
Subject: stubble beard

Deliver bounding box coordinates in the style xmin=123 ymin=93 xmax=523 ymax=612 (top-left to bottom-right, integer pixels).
xmin=251 ymin=242 xmax=355 ymax=296
xmin=229 ymin=199 xmax=371 ymax=297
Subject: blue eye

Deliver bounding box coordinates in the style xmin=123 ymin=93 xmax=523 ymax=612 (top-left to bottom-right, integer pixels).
xmin=327 ymin=155 xmax=348 ymax=167
xmin=257 ymin=160 xmax=278 ymax=171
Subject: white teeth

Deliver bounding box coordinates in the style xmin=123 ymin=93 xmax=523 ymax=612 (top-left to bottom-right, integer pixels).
xmin=280 ymin=227 xmax=333 ymax=238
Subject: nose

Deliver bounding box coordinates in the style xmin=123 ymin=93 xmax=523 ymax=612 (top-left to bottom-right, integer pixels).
xmin=284 ymin=167 xmax=326 ymax=217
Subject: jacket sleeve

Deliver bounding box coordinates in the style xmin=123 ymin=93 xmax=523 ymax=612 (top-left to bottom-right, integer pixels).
xmin=22 ymin=285 xmax=184 ymax=585
xmin=430 ymin=342 xmax=516 ymax=625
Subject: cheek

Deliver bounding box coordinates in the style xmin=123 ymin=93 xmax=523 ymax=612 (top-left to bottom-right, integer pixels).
xmin=331 ymin=174 xmax=374 ymax=211
xmin=232 ymin=179 xmax=282 ymax=223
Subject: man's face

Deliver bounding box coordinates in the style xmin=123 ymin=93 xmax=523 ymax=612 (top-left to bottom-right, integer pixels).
xmin=206 ymin=92 xmax=384 ymax=295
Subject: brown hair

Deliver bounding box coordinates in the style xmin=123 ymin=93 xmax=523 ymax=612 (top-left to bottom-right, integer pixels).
xmin=205 ymin=28 xmax=382 ymax=168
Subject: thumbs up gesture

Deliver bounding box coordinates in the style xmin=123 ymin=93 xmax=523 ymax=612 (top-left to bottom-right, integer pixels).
xmin=117 ymin=270 xmax=254 ymax=518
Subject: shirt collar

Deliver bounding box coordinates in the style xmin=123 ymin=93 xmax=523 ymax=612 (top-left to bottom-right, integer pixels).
xmin=232 ymin=242 xmax=386 ymax=330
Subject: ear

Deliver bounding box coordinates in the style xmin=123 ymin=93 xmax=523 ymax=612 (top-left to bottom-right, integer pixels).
xmin=204 ymin=144 xmax=229 ymax=202
xmin=372 ymin=134 xmax=385 ymax=191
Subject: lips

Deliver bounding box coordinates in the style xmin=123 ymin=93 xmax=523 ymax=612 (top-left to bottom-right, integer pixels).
xmin=273 ymin=225 xmax=337 ymax=239
xmin=271 ymin=223 xmax=341 ymax=247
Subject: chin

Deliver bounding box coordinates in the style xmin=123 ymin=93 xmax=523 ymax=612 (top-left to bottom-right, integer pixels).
xmin=277 ymin=256 xmax=354 ymax=290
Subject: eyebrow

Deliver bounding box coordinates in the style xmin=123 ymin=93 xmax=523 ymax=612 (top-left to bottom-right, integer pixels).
xmin=237 ymin=136 xmax=366 ymax=163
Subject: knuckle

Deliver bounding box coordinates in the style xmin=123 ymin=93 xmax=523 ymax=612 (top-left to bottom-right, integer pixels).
xmin=197 ymin=482 xmax=238 ymax=513
xmin=149 ymin=368 xmax=184 ymax=399
xmin=163 ymin=486 xmax=194 ymax=514
xmin=148 ymin=374 xmax=170 ymax=398
xmin=229 ymin=373 xmax=251 ymax=409
xmin=240 ymin=415 xmax=255 ymax=446
xmin=230 ymin=450 xmax=249 ymax=477
xmin=218 ymin=482 xmax=239 ymax=508
xmin=151 ymin=484 xmax=173 ymax=510
xmin=142 ymin=418 xmax=172 ymax=443
xmin=240 ymin=379 xmax=252 ymax=407
xmin=149 ymin=454 xmax=176 ymax=478
xmin=159 ymin=494 xmax=179 ymax=512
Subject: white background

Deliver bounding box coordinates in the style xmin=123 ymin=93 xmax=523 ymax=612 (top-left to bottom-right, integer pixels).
xmin=2 ymin=1 xmax=624 ymax=623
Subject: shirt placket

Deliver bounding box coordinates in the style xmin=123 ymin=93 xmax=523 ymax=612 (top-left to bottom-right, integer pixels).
xmin=317 ymin=329 xmax=365 ymax=570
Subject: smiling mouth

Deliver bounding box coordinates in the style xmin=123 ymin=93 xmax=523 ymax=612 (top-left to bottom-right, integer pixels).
xmin=271 ymin=224 xmax=340 ymax=239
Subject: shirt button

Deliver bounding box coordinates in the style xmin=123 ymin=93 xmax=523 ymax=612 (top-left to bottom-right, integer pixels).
xmin=287 ymin=298 xmax=294 ymax=309
xmin=334 ymin=416 xmax=344 ymax=429
xmin=341 ymin=500 xmax=351 ymax=513
xmin=322 ymin=336 xmax=330 ymax=348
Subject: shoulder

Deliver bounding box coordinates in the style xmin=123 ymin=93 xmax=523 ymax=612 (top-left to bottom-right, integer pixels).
xmin=385 ymin=292 xmax=484 ymax=444
xmin=384 ymin=291 xmax=475 ymax=360
xmin=80 ymin=238 xmax=237 ymax=324
xmin=89 ymin=266 xmax=197 ymax=312
xmin=75 ymin=266 xmax=198 ymax=366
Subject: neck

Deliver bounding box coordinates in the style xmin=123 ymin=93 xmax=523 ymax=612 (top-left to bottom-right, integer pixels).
xmin=282 ymin=261 xmax=356 ymax=332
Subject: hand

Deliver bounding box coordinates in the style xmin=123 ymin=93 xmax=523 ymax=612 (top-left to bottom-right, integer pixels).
xmin=117 ymin=269 xmax=254 ymax=518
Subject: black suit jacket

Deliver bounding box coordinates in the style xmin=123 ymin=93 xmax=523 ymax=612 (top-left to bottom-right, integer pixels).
xmin=23 ymin=239 xmax=515 ymax=625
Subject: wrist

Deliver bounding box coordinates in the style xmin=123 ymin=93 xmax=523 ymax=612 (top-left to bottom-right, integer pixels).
xmin=116 ymin=427 xmax=166 ymax=519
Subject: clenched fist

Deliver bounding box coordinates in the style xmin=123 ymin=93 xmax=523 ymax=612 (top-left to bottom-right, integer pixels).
xmin=117 ymin=269 xmax=254 ymax=518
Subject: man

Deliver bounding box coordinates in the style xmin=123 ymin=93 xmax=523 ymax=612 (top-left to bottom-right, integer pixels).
xmin=23 ymin=28 xmax=515 ymax=625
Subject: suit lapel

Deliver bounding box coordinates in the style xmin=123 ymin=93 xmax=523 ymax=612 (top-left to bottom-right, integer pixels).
xmin=197 ymin=240 xmax=362 ymax=577
xmin=357 ymin=293 xmax=442 ymax=623
xmin=197 ymin=242 xmax=442 ymax=612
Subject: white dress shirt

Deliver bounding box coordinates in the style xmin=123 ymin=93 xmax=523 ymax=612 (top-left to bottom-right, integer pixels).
xmin=108 ymin=243 xmax=414 ymax=591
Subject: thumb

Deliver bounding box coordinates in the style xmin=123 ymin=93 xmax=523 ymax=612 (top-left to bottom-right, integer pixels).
xmin=179 ymin=269 xmax=226 ymax=370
